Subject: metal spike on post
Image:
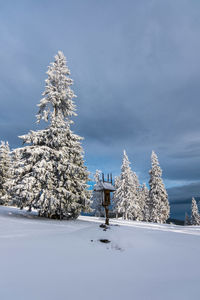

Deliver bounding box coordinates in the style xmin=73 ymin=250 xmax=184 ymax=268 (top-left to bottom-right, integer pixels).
xmin=102 ymin=173 xmax=104 ymax=182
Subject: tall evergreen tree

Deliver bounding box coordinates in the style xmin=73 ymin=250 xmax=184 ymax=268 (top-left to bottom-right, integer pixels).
xmin=0 ymin=141 xmax=11 ymax=205
xmin=149 ymin=151 xmax=170 ymax=223
xmin=191 ymin=197 xmax=200 ymax=225
xmin=13 ymin=51 xmax=90 ymax=219
xmin=113 ymin=151 xmax=132 ymax=220
xmin=184 ymin=212 xmax=191 ymax=226
xmin=128 ymin=171 xmax=142 ymax=221
xmin=141 ymin=183 xmax=150 ymax=222
xmin=114 ymin=150 xmax=141 ymax=220
xmin=9 ymin=149 xmax=23 ymax=207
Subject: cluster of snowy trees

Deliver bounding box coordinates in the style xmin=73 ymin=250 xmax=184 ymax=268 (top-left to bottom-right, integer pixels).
xmin=91 ymin=150 xmax=170 ymax=224
xmin=0 ymin=51 xmax=90 ymax=219
xmin=185 ymin=197 xmax=200 ymax=225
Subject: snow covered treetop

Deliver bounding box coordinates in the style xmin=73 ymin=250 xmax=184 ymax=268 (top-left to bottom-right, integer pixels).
xmin=150 ymin=150 xmax=162 ymax=177
xmin=36 ymin=51 xmax=77 ymax=124
xmin=121 ymin=150 xmax=131 ymax=172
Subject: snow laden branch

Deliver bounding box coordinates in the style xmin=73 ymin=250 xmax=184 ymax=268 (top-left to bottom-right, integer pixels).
xmin=0 ymin=141 xmax=12 ymax=205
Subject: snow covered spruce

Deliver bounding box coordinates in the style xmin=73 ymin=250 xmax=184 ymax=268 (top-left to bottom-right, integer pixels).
xmin=183 ymin=198 xmax=200 ymax=226
xmin=113 ymin=151 xmax=147 ymax=221
xmin=11 ymin=51 xmax=90 ymax=219
xmin=0 ymin=141 xmax=12 ymax=205
xmin=190 ymin=197 xmax=200 ymax=225
xmin=148 ymin=151 xmax=170 ymax=223
xmin=141 ymin=183 xmax=151 ymax=222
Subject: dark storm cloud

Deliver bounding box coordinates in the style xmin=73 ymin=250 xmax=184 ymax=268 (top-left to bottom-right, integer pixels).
xmin=0 ymin=0 xmax=200 ymax=218
xmin=168 ymin=182 xmax=200 ymax=220
xmin=168 ymin=182 xmax=200 ymax=204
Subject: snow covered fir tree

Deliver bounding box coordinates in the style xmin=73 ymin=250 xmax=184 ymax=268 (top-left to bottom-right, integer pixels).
xmin=113 ymin=150 xmax=142 ymax=220
xmin=11 ymin=51 xmax=90 ymax=219
xmin=112 ymin=175 xmax=121 ymax=218
xmin=8 ymin=150 xmax=22 ymax=207
xmin=149 ymin=151 xmax=170 ymax=223
xmin=191 ymin=197 xmax=200 ymax=225
xmin=184 ymin=212 xmax=191 ymax=226
xmin=183 ymin=198 xmax=200 ymax=226
xmin=113 ymin=151 xmax=134 ymax=220
xmin=140 ymin=183 xmax=150 ymax=222
xmin=131 ymin=169 xmax=143 ymax=221
xmin=0 ymin=141 xmax=11 ymax=205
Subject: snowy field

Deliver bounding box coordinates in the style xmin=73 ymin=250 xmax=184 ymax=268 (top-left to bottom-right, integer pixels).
xmin=0 ymin=206 xmax=200 ymax=300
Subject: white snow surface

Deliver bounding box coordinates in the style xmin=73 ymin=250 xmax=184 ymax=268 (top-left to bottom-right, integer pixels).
xmin=0 ymin=206 xmax=200 ymax=300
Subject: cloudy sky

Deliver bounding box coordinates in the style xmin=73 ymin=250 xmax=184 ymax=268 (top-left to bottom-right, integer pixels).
xmin=0 ymin=0 xmax=200 ymax=219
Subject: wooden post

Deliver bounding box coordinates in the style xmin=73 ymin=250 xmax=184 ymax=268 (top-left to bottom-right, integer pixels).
xmin=102 ymin=189 xmax=105 ymax=206
xmin=103 ymin=190 xmax=110 ymax=225
xmin=105 ymin=206 xmax=109 ymax=225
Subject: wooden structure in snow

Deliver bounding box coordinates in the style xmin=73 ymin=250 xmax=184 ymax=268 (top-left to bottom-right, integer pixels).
xmin=94 ymin=174 xmax=115 ymax=225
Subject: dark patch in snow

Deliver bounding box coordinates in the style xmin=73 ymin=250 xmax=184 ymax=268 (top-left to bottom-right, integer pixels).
xmin=99 ymin=224 xmax=110 ymax=231
xmin=99 ymin=239 xmax=111 ymax=244
xmin=99 ymin=224 xmax=107 ymax=228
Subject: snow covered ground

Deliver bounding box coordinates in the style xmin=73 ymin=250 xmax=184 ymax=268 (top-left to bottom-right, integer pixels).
xmin=0 ymin=206 xmax=200 ymax=300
